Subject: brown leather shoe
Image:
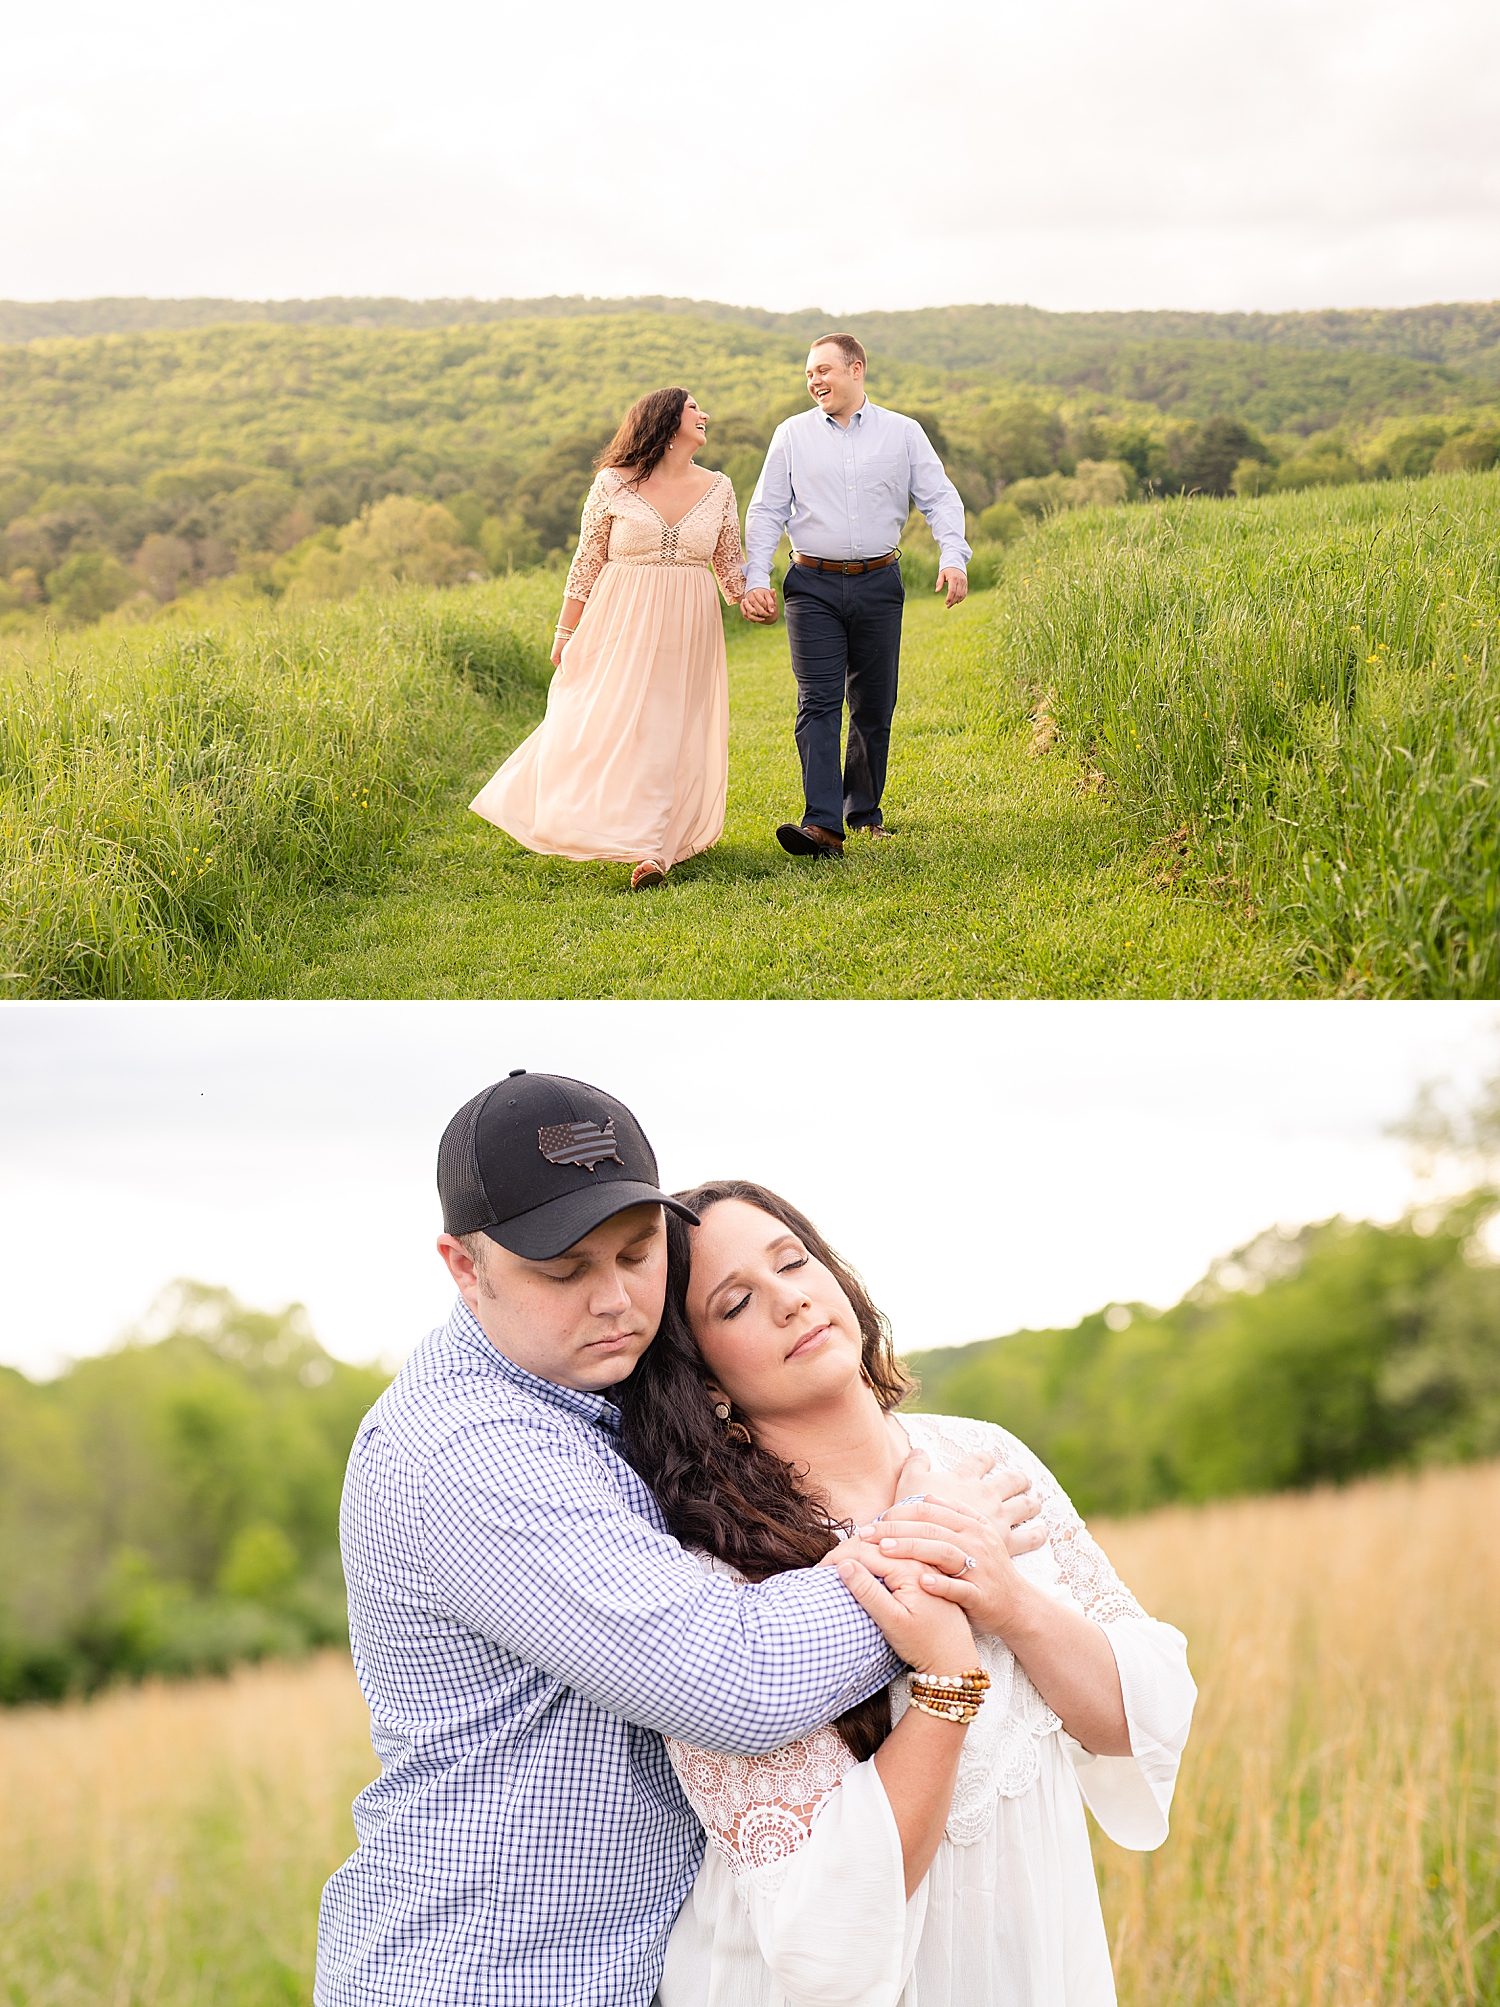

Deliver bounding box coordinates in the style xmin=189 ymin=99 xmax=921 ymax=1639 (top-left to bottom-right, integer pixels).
xmin=776 ymin=822 xmax=844 ymax=857
xmin=853 ymin=823 xmax=894 ymax=839
xmin=630 ymin=861 xmax=667 ymax=891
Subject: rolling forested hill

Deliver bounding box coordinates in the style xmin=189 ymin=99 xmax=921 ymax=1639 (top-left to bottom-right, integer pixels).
xmin=3 ymin=301 xmax=1497 ymax=628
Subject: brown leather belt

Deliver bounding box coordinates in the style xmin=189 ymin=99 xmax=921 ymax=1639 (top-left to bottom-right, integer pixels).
xmin=791 ymin=550 xmax=900 ymax=575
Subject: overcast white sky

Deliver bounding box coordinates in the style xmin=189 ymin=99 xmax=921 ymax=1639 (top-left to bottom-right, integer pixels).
xmin=1 ymin=1001 xmax=1494 ymax=1381
xmin=2 ymin=0 xmax=1497 ymax=313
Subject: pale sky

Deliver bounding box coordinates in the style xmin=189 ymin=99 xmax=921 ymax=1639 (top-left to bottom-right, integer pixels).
xmin=2 ymin=0 xmax=1497 ymax=314
xmin=1 ymin=1001 xmax=1494 ymax=1382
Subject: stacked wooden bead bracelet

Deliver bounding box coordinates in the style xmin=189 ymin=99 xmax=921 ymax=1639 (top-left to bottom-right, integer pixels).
xmin=906 ymin=1666 xmax=991 ymax=1724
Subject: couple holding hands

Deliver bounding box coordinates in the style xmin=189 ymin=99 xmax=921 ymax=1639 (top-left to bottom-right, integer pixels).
xmin=314 ymin=1069 xmax=1196 ymax=2007
xmin=470 ymin=335 xmax=974 ymax=886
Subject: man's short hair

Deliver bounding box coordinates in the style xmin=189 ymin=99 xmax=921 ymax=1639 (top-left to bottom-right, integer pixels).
xmin=810 ymin=332 xmax=867 ymax=371
xmin=458 ymin=1229 xmax=496 ymax=1293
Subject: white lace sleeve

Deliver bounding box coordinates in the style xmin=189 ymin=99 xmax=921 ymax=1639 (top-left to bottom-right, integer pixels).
xmin=665 ymin=1731 xmax=923 ymax=2007
xmin=710 ymin=475 xmax=746 ymax=602
xmin=562 ymin=471 xmax=614 ymax=600
xmin=899 ymin=1411 xmax=1196 ymax=1849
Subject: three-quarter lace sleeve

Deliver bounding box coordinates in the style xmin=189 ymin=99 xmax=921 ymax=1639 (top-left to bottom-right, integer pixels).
xmin=665 ymin=1732 xmax=923 ymax=2007
xmin=899 ymin=1411 xmax=1197 ymax=1851
xmin=563 ymin=472 xmax=614 ymax=601
xmin=711 ymin=477 xmax=747 ymax=603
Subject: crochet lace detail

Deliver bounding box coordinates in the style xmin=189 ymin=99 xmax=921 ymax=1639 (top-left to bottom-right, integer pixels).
xmin=563 ymin=468 xmax=746 ymax=602
xmin=666 ymin=1725 xmax=856 ymax=1888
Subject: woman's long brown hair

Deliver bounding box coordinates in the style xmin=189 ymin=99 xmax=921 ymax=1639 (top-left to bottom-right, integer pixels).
xmin=615 ymin=1179 xmax=916 ymax=1758
xmin=598 ymin=386 xmax=691 ymax=486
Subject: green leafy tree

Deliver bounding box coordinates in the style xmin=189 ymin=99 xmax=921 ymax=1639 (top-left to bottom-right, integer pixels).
xmin=44 ymin=549 xmax=136 ymax=620
xmin=511 ymin=431 xmax=613 ymax=554
xmin=1175 ymin=416 xmax=1265 ymax=497
xmin=0 ymin=1282 xmax=388 ymax=1702
xmin=1433 ymin=426 xmax=1500 ymax=473
xmin=1231 ymin=458 xmax=1276 ymax=497
xmin=1364 ymin=419 xmax=1452 ymax=479
xmin=976 ymin=500 xmax=1025 ymax=543
xmin=977 ymin=399 xmax=1066 ymax=485
xmin=1272 ymin=441 xmax=1362 ymax=491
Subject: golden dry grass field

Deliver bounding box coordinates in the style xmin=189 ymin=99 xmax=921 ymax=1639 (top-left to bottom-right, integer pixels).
xmin=3 ymin=1460 xmax=1496 ymax=2007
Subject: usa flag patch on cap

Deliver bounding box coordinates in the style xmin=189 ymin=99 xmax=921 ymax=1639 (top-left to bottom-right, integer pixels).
xmin=537 ymin=1119 xmax=625 ymax=1172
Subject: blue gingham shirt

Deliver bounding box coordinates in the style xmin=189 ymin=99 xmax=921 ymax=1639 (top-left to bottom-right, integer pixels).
xmin=315 ymin=1299 xmax=898 ymax=2007
xmin=743 ymin=398 xmax=972 ymax=587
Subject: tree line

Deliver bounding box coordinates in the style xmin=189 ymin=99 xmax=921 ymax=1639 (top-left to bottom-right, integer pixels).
xmin=910 ymin=1193 xmax=1500 ymax=1519
xmin=6 ymin=293 xmax=1499 ymax=384
xmin=0 ymin=1283 xmax=386 ymax=1704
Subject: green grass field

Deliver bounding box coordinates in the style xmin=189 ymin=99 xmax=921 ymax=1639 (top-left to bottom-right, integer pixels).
xmin=233 ymin=586 xmax=1289 ymax=1000
xmin=6 ymin=469 xmax=1498 ymax=1000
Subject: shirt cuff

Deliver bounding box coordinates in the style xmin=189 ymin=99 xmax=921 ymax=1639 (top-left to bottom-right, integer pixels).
xmin=937 ymin=552 xmax=968 ymax=572
xmin=745 ymin=568 xmax=774 ymax=591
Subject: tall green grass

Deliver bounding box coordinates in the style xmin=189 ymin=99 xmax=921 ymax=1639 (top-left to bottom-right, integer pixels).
xmin=0 ymin=580 xmax=553 ymax=996
xmin=1000 ymin=471 xmax=1500 ymax=995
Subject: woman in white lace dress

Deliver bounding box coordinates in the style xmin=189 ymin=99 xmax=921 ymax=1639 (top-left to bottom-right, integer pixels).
xmin=617 ymin=1179 xmax=1197 ymax=2007
xmin=470 ymin=389 xmax=752 ymax=891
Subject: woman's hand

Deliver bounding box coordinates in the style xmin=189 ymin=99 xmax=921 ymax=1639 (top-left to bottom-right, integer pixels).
xmin=826 ymin=1543 xmax=977 ymax=1675
xmin=881 ymin=1446 xmax=1047 ymax=1560
xmin=857 ymin=1500 xmax=1030 ymax=1641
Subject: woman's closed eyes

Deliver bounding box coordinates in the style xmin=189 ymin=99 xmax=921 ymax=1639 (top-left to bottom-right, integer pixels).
xmin=722 ymin=1253 xmax=808 ymax=1320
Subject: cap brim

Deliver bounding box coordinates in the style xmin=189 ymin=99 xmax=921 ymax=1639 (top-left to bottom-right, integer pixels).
xmin=480 ymin=1183 xmax=699 ymax=1260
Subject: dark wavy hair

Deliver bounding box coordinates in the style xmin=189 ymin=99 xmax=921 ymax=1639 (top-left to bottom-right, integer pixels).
xmin=598 ymin=386 xmax=691 ymax=485
xmin=616 ymin=1179 xmax=916 ymax=1757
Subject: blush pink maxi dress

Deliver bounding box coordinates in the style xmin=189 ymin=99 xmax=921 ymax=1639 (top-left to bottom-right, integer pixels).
xmin=470 ymin=467 xmax=747 ymax=869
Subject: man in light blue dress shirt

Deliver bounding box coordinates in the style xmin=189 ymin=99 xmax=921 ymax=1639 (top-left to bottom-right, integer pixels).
xmin=314 ymin=1069 xmax=911 ymax=2007
xmin=743 ymin=333 xmax=971 ymax=855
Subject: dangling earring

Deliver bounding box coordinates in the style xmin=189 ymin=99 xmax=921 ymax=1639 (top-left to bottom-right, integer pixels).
xmin=713 ymin=1400 xmax=752 ymax=1447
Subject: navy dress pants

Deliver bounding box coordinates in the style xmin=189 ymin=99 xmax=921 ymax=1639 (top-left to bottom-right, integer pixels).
xmin=782 ymin=561 xmax=905 ymax=835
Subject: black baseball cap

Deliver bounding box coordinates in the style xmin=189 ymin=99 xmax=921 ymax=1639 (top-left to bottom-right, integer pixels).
xmin=438 ymin=1071 xmax=699 ymax=1260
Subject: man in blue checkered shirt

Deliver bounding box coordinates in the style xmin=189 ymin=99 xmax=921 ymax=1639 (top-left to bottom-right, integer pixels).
xmin=314 ymin=1071 xmax=905 ymax=2007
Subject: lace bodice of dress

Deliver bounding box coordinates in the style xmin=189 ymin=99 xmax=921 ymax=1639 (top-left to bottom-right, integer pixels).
xmin=895 ymin=1411 xmax=1147 ymax=1842
xmin=563 ymin=467 xmax=746 ymax=603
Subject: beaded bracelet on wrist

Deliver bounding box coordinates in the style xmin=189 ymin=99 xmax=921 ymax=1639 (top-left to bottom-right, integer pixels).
xmin=906 ymin=1665 xmax=990 ymax=1723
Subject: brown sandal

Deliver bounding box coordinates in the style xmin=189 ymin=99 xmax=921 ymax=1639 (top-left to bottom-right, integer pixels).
xmin=630 ymin=861 xmax=667 ymax=891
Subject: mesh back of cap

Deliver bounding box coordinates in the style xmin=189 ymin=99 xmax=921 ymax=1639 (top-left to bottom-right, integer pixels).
xmin=436 ymin=1088 xmax=494 ymax=1234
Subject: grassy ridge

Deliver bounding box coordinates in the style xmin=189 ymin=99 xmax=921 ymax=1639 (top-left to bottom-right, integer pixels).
xmin=8 ymin=471 xmax=1500 ymax=999
xmin=0 ymin=580 xmax=553 ymax=995
xmin=1004 ymin=469 xmax=1500 ymax=995
xmin=3 ymin=1460 xmax=1494 ymax=2006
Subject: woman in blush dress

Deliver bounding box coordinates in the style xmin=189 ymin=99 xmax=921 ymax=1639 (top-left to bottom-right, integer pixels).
xmin=617 ymin=1181 xmax=1197 ymax=2007
xmin=470 ymin=388 xmax=757 ymax=891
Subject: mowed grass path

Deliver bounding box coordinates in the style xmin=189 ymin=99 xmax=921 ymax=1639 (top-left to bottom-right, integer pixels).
xmin=243 ymin=593 xmax=1302 ymax=998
